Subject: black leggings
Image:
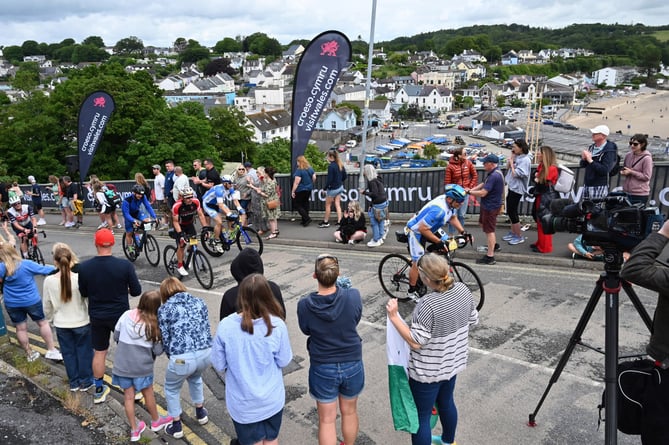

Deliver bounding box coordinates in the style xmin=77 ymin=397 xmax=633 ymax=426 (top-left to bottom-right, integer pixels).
xmin=506 ymin=190 xmax=522 ymax=224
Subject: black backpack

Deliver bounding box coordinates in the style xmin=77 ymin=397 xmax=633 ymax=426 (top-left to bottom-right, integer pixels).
xmin=104 ymin=188 xmax=121 ymax=207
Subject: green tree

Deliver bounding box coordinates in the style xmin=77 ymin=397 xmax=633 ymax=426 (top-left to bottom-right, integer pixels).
xmin=21 ymin=40 xmax=41 ymax=56
xmin=12 ymin=62 xmax=41 ymax=93
xmin=82 ymin=36 xmax=105 ymax=47
xmin=255 ymin=138 xmax=292 ymax=173
xmin=496 ymin=95 xmax=506 ymax=108
xmin=209 ymin=106 xmax=256 ymax=162
xmin=72 ymin=45 xmax=110 ymax=63
xmin=203 ymin=58 xmax=236 ymax=77
xmin=423 ymin=143 xmax=439 ymax=160
xmin=243 ymin=33 xmax=282 ymax=56
xmin=339 ymin=102 xmax=362 ymax=122
xmin=114 ymin=36 xmax=144 ymax=56
xmin=2 ymin=45 xmax=23 ymax=64
xmin=128 ymin=102 xmax=216 ymax=173
xmin=214 ymin=37 xmax=242 ymax=54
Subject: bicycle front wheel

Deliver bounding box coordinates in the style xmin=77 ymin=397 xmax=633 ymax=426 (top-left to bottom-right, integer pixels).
xmin=144 ymin=234 xmax=160 ymax=266
xmin=192 ymin=250 xmax=214 ymax=289
xmin=236 ymin=227 xmax=263 ymax=256
xmin=378 ymin=253 xmax=413 ymax=300
xmin=451 ymin=261 xmax=485 ymax=311
xmin=31 ymin=245 xmax=45 ymax=265
xmin=200 ymin=227 xmax=223 ymax=257
xmin=163 ymin=245 xmax=179 ymax=277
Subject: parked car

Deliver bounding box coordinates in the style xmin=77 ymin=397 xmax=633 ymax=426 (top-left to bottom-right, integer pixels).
xmin=458 ymin=124 xmax=472 ymax=131
xmin=552 ymin=122 xmax=564 ymax=128
xmin=562 ymin=124 xmax=578 ymax=130
xmin=345 ymin=140 xmax=357 ymax=148
xmin=543 ymin=119 xmax=554 ymax=125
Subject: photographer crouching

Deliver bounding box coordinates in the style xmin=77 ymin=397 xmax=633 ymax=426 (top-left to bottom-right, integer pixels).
xmin=620 ymin=218 xmax=669 ymax=444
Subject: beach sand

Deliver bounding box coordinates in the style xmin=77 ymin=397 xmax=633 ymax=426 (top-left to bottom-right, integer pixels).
xmin=565 ymin=89 xmax=669 ymax=142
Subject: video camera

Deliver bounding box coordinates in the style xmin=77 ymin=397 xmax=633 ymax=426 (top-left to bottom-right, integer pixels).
xmin=540 ymin=192 xmax=664 ymax=251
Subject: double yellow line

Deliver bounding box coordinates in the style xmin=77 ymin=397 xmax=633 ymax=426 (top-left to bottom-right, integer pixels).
xmin=3 ymin=325 xmax=230 ymax=444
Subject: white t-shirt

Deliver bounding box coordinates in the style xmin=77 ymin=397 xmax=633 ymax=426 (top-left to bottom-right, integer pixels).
xmin=154 ymin=173 xmax=165 ymax=200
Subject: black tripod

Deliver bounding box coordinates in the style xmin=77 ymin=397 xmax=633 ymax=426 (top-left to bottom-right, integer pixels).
xmin=528 ymin=248 xmax=654 ymax=445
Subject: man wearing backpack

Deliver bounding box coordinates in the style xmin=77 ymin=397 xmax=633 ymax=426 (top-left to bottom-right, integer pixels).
xmin=580 ymin=125 xmax=618 ymax=200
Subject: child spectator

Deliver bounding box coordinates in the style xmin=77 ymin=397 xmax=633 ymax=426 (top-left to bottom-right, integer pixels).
xmin=112 ymin=290 xmax=172 ymax=441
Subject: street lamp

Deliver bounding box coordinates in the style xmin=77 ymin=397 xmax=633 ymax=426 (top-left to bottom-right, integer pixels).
xmin=358 ymin=0 xmax=377 ymax=207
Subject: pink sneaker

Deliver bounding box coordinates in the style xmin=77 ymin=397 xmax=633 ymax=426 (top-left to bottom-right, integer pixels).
xmin=130 ymin=420 xmax=146 ymax=442
xmin=150 ymin=415 xmax=173 ymax=432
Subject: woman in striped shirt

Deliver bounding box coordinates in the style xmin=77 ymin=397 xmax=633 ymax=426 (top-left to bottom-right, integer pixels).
xmin=387 ymin=253 xmax=479 ymax=445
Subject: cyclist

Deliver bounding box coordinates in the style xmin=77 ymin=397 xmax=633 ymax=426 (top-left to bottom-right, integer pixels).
xmin=171 ymin=187 xmax=207 ymax=276
xmin=405 ymin=184 xmax=467 ymax=300
xmin=201 ymin=175 xmax=244 ymax=253
xmin=7 ymin=195 xmax=38 ymax=259
xmin=121 ymin=185 xmax=157 ymax=255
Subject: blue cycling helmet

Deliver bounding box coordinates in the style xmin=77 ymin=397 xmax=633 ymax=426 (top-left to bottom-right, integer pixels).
xmin=444 ymin=184 xmax=466 ymax=203
xmin=221 ymin=175 xmax=233 ymax=184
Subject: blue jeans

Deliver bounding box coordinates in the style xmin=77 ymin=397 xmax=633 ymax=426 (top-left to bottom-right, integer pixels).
xmin=369 ymin=202 xmax=388 ymax=241
xmin=56 ymin=325 xmax=93 ymax=390
xmin=409 ymin=376 xmax=458 ymax=445
xmin=448 ymin=195 xmax=469 ymax=234
xmin=164 ymin=348 xmax=211 ymax=418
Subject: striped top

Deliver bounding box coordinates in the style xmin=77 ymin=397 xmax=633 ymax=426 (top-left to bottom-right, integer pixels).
xmin=408 ymin=282 xmax=479 ymax=383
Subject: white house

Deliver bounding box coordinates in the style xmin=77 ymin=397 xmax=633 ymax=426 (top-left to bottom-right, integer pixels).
xmin=592 ymin=67 xmax=637 ymax=87
xmin=182 ymin=73 xmax=235 ymax=94
xmin=394 ymin=85 xmax=453 ymax=114
xmin=246 ymin=109 xmax=292 ymax=144
xmin=316 ymin=107 xmax=357 ymax=131
xmin=344 ymin=100 xmax=393 ymax=126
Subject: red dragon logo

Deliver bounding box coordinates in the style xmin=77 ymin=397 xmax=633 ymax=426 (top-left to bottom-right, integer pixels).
xmin=320 ymin=40 xmax=339 ymax=57
xmin=93 ymin=96 xmax=106 ymax=107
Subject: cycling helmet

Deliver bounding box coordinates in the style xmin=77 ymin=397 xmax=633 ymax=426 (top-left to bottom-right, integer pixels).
xmin=444 ymin=184 xmax=466 ymax=203
xmin=131 ymin=184 xmax=145 ymax=195
xmin=9 ymin=195 xmax=21 ymax=206
xmin=180 ymin=186 xmax=194 ymax=198
xmin=221 ymin=175 xmax=233 ymax=184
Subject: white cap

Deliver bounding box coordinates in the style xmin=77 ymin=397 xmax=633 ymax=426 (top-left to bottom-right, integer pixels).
xmin=27 ymin=175 xmax=36 ymax=183
xmin=590 ymin=125 xmax=610 ymax=136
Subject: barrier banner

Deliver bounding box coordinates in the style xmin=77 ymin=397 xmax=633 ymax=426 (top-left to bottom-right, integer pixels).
xmin=291 ymin=30 xmax=351 ymax=173
xmin=78 ymin=91 xmax=115 ymax=183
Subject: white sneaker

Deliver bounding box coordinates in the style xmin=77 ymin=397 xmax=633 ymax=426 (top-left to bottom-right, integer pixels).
xmin=348 ymin=240 xmax=355 ymax=245
xmin=214 ymin=241 xmax=225 ymax=253
xmin=177 ymin=266 xmax=189 ymax=277
xmin=97 ymin=222 xmax=109 ymax=229
xmin=45 ymin=349 xmax=63 ymax=361
xmin=407 ymin=291 xmax=421 ymax=302
xmin=116 ymin=223 xmax=123 ymax=229
xmin=37 ymin=218 xmax=47 ymax=226
xmin=65 ymin=222 xmax=76 ymax=227
xmin=367 ymin=239 xmax=383 ymax=247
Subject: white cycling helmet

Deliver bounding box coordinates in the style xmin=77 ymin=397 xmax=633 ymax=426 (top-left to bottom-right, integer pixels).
xmin=221 ymin=175 xmax=233 ymax=184
xmin=9 ymin=195 xmax=21 ymax=206
xmin=180 ymin=186 xmax=194 ymax=198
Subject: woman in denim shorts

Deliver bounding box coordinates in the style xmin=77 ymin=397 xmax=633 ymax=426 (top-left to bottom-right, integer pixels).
xmin=297 ymin=254 xmax=364 ymax=445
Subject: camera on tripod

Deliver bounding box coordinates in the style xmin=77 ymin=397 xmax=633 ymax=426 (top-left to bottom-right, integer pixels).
xmin=540 ymin=192 xmax=664 ymax=251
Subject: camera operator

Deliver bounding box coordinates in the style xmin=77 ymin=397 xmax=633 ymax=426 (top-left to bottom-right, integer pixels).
xmin=621 ymin=219 xmax=669 ymax=444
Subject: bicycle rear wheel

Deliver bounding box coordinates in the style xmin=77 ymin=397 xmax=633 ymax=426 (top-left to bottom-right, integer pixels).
xmin=236 ymin=227 xmax=263 ymax=256
xmin=163 ymin=245 xmax=179 ymax=277
xmin=200 ymin=227 xmax=223 ymax=257
xmin=378 ymin=253 xmax=413 ymax=300
xmin=450 ymin=261 xmax=485 ymax=311
xmin=144 ymin=234 xmax=160 ymax=266
xmin=192 ymin=250 xmax=214 ymax=289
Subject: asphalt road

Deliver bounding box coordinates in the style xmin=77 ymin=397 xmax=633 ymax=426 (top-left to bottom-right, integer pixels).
xmin=4 ymin=218 xmax=659 ymax=444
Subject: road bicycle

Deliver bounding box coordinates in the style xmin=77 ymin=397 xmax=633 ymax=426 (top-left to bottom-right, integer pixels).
xmin=163 ymin=234 xmax=214 ymax=289
xmin=378 ymin=232 xmax=485 ymax=311
xmin=121 ymin=220 xmax=160 ymax=266
xmin=25 ymin=230 xmax=46 ymax=265
xmin=200 ymin=219 xmax=263 ymax=257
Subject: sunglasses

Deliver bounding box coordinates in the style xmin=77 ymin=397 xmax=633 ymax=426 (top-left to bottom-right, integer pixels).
xmin=630 ymin=142 xmax=640 ymax=146
xmin=237 ymin=168 xmax=246 ymax=171
xmin=316 ymin=254 xmax=338 ymax=266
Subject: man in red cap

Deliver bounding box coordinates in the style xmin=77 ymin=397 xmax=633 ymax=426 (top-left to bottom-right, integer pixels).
xmin=78 ymin=229 xmax=141 ymax=404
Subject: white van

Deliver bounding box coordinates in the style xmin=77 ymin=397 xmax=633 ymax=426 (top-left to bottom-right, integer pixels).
xmin=542 ymin=105 xmax=559 ymax=115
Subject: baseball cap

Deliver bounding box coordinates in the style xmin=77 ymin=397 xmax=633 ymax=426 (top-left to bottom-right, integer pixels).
xmin=27 ymin=175 xmax=36 ymax=183
xmin=481 ymin=153 xmax=499 ymax=164
xmin=244 ymin=161 xmax=252 ymax=168
xmin=94 ymin=228 xmax=115 ymax=247
xmin=590 ymin=125 xmax=610 ymax=136
xmin=152 ymin=164 xmax=161 ymax=170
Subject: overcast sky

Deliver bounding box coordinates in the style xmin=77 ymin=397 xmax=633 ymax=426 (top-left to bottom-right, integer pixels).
xmin=1 ymin=0 xmax=668 ymax=49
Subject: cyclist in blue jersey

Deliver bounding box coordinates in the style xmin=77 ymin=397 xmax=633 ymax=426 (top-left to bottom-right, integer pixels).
xmin=405 ymin=184 xmax=467 ymax=300
xmin=201 ymin=175 xmax=244 ymax=252
xmin=121 ymin=185 xmax=157 ymax=253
